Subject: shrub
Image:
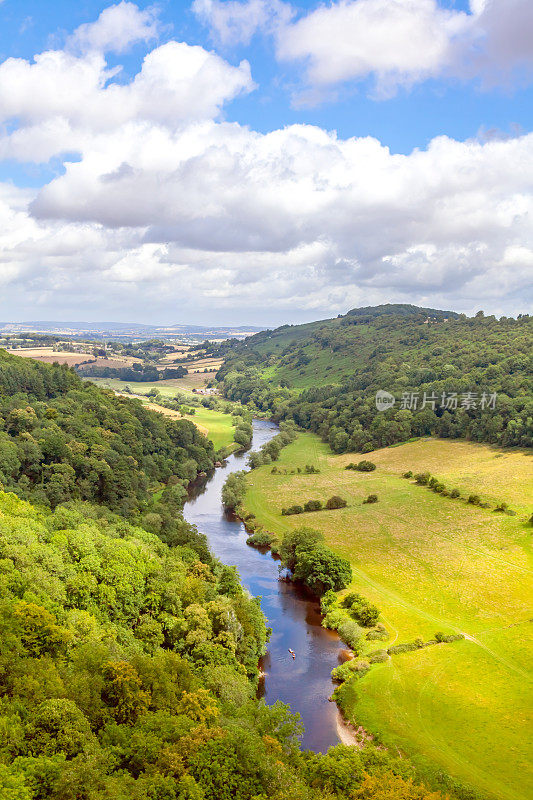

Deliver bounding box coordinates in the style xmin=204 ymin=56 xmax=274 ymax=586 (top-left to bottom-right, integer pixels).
xmin=366 ymin=628 xmax=388 ymax=641
xmin=387 ymin=642 xmax=420 ymax=655
xmin=282 ymin=504 xmax=304 ymax=516
xmin=337 ymin=620 xmax=363 ymax=651
xmin=304 ymin=499 xmax=323 ymax=512
xmin=331 ymin=659 xmax=370 ymax=683
xmin=402 ymin=470 xmax=413 ymax=478
xmin=320 ymin=589 xmax=337 ymax=614
xmin=435 ymin=632 xmax=465 ymax=643
xmin=493 ymin=502 xmax=509 ymax=513
xmin=247 ymin=531 xmax=275 ymax=548
xmin=346 ymin=460 xmax=376 ymax=472
xmin=450 ymin=488 xmax=461 ymax=498
xmin=325 ymin=495 xmax=347 ymax=510
xmin=342 ymin=592 xmax=380 ymax=626
xmin=368 ymin=649 xmax=389 ymax=664
xmin=363 ymin=494 xmax=378 ymax=504
xmin=467 ymin=494 xmax=481 ymax=506
xmin=357 ymin=460 xmax=376 ymax=471
xmin=415 ymin=472 xmax=430 ymax=485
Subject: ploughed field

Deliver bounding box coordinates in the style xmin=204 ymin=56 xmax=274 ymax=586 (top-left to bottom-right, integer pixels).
xmin=243 ymin=433 xmax=533 ymax=800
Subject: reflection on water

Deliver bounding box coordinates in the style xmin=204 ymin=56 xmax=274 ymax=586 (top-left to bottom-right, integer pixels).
xmin=183 ymin=419 xmax=343 ymax=752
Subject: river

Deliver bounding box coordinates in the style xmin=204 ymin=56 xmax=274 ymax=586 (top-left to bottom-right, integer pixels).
xmin=183 ymin=418 xmax=345 ymax=752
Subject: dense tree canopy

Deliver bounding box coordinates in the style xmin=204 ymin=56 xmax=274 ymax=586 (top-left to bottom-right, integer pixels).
xmin=217 ymin=307 xmax=532 ymax=453
xmin=0 ymin=350 xmax=215 ymax=551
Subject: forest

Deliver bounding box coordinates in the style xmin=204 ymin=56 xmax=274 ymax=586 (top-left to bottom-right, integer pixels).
xmin=217 ymin=306 xmax=532 ymax=452
xmin=0 ymin=348 xmax=452 ymax=799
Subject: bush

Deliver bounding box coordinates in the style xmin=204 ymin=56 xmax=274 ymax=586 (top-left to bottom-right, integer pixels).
xmin=493 ymin=502 xmax=509 ymax=513
xmin=450 ymin=488 xmax=461 ymax=498
xmin=402 ymin=470 xmax=413 ymax=478
xmin=415 ymin=472 xmax=430 ymax=485
xmin=363 ymin=494 xmax=378 ymax=504
xmin=467 ymin=494 xmax=481 ymax=506
xmin=366 ymin=628 xmax=388 ymax=641
xmin=342 ymin=592 xmax=380 ymax=626
xmin=435 ymin=632 xmax=465 ymax=643
xmin=337 ymin=620 xmax=363 ymax=651
xmin=387 ymin=642 xmax=420 ymax=655
xmin=304 ymin=499 xmax=323 ymax=512
xmin=281 ymin=504 xmax=304 ymax=516
xmin=325 ymin=495 xmax=347 ymax=510
xmin=247 ymin=531 xmax=275 ymax=548
xmin=356 ymin=460 xmax=376 ymax=472
xmin=331 ymin=659 xmax=370 ymax=683
xmin=368 ymin=649 xmax=389 ymax=663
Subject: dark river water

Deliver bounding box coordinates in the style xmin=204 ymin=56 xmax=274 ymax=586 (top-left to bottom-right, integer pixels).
xmin=183 ymin=418 xmax=344 ymax=752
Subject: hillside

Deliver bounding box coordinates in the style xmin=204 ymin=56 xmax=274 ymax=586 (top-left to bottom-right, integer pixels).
xmin=0 ymin=348 xmax=217 ymax=558
xmin=218 ymin=305 xmax=532 ymax=451
xmin=241 ymin=432 xmax=533 ymax=800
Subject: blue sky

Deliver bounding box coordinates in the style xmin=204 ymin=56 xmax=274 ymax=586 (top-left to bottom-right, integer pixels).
xmin=0 ymin=0 xmax=532 ymax=325
xmin=2 ymin=0 xmax=532 ymax=154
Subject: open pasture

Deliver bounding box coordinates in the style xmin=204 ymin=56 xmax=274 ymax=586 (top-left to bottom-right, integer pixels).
xmin=243 ymin=433 xmax=533 ymax=800
xmin=85 ymin=372 xmax=211 ymax=396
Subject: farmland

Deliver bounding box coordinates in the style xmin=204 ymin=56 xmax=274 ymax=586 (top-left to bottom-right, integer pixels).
xmin=85 ymin=372 xmax=211 ymax=395
xmin=242 ymin=433 xmax=533 ymax=800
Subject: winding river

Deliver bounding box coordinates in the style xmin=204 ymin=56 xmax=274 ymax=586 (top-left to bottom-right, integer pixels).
xmin=183 ymin=419 xmax=345 ymax=752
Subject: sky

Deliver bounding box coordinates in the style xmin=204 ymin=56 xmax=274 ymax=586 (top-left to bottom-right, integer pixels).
xmin=0 ymin=0 xmax=532 ymax=327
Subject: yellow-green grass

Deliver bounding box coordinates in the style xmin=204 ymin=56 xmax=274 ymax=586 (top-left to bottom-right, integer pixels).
xmin=243 ymin=433 xmax=533 ymax=800
xmin=83 ymin=374 xmax=209 ymax=396
xmin=179 ymin=407 xmax=236 ymax=450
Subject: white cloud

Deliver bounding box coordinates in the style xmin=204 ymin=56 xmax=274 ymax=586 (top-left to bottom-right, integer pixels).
xmin=192 ymin=0 xmax=292 ymax=46
xmin=0 ymin=42 xmax=254 ymax=162
xmin=67 ymin=1 xmax=160 ymax=54
xmin=194 ymin=0 xmax=533 ymax=99
xmin=0 ymin=3 xmax=531 ymax=323
xmin=277 ymin=0 xmax=468 ymax=96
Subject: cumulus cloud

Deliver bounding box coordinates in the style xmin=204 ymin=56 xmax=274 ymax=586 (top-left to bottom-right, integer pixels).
xmin=194 ymin=0 xmax=533 ymax=98
xmin=0 ymin=3 xmax=532 ymax=323
xmin=67 ymin=1 xmax=160 ymax=54
xmin=277 ymin=0 xmax=468 ymax=96
xmin=0 ymin=42 xmax=253 ymax=162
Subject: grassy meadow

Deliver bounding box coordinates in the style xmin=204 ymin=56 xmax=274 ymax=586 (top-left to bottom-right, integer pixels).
xmin=85 ymin=373 xmax=211 ymax=395
xmin=243 ymin=433 xmax=533 ymax=800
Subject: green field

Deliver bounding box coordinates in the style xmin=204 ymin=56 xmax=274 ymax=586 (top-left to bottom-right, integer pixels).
xmin=180 ymin=407 xmax=236 ymax=450
xmin=243 ymin=433 xmax=533 ymax=800
xmin=84 ymin=374 xmax=209 ymax=396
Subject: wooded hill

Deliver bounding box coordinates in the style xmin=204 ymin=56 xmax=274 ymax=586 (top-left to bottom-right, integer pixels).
xmin=0 ymin=349 xmax=215 ymax=558
xmin=217 ymin=305 xmax=532 ymax=452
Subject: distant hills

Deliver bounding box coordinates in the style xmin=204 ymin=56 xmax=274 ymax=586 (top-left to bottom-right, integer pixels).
xmin=217 ymin=303 xmax=532 ymax=450
xmin=0 ymin=320 xmax=263 ymax=340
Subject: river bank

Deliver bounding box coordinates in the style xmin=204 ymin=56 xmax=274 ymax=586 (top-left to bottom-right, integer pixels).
xmin=182 ymin=419 xmax=345 ymax=752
